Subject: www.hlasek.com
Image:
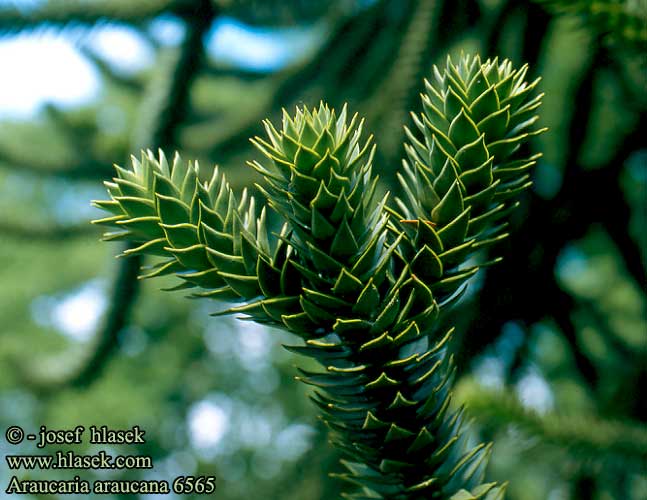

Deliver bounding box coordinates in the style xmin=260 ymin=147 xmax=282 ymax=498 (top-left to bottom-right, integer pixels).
xmin=4 ymin=425 xmax=216 ymax=495
xmin=6 ymin=450 xmax=153 ymax=470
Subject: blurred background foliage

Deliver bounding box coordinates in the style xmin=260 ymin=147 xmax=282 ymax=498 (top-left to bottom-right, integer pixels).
xmin=0 ymin=0 xmax=645 ymax=499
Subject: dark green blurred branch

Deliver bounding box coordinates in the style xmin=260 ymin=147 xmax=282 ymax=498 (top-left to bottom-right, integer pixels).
xmin=133 ymin=1 xmax=216 ymax=151
xmin=214 ymin=0 xmax=347 ymax=27
xmin=42 ymin=104 xmax=90 ymax=150
xmin=580 ymin=297 xmax=645 ymax=361
xmin=520 ymin=0 xmax=552 ymax=65
xmin=62 ymin=249 xmax=141 ymax=389
xmin=483 ymin=0 xmax=515 ymax=57
xmin=0 ymin=220 xmax=98 ymax=240
xmin=532 ymin=0 xmax=647 ymax=49
xmin=461 ymin=383 xmax=647 ymax=473
xmin=364 ymin=0 xmax=443 ymax=158
xmin=595 ymin=113 xmax=647 ymax=288
xmin=0 ymin=105 xmax=114 ymax=181
xmin=200 ymin=62 xmax=272 ymax=81
xmin=80 ymin=46 xmax=144 ymax=93
xmin=378 ymin=0 xmax=480 ymax=158
xmin=15 ymin=244 xmax=142 ymax=392
xmin=0 ymin=0 xmax=189 ymax=33
xmin=0 ymin=148 xmax=114 ymax=180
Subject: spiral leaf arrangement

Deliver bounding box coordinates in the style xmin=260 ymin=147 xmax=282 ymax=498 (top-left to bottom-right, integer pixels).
xmin=93 ymin=54 xmax=544 ymax=499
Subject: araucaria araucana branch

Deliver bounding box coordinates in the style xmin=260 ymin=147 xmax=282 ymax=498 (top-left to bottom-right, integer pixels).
xmin=93 ymin=54 xmax=545 ymax=499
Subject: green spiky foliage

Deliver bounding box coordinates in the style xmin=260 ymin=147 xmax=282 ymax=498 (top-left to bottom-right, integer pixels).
xmin=93 ymin=54 xmax=544 ymax=499
xmin=92 ymin=150 xmax=286 ymax=302
xmin=393 ymin=56 xmax=545 ymax=304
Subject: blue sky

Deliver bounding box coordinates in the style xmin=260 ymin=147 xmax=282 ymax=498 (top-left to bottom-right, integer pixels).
xmin=0 ymin=2 xmax=320 ymax=118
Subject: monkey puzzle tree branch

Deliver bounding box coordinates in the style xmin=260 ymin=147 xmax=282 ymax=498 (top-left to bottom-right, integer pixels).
xmin=92 ymin=54 xmax=545 ymax=498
